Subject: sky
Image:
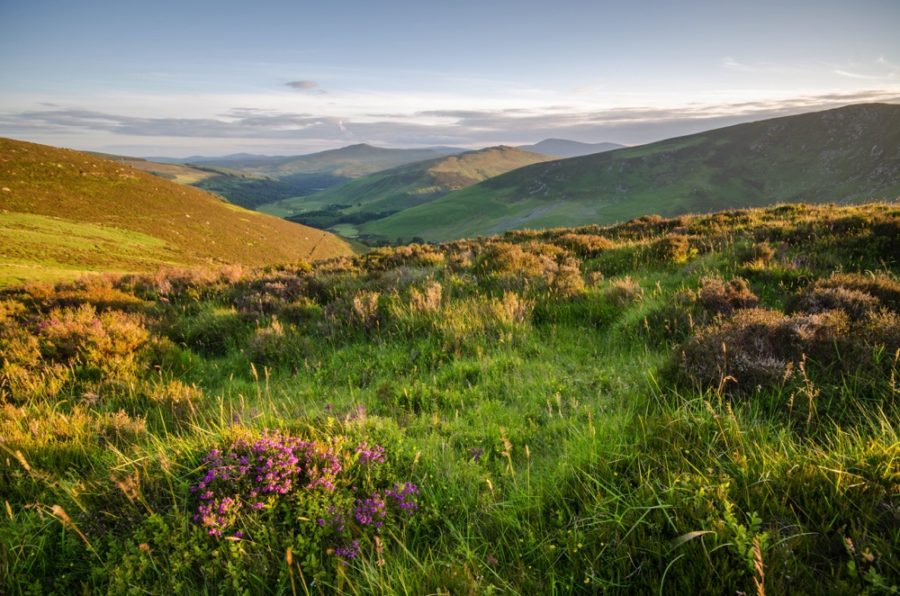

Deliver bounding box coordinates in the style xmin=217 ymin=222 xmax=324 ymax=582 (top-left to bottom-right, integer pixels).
xmin=1 ymin=0 xmax=899 ymax=157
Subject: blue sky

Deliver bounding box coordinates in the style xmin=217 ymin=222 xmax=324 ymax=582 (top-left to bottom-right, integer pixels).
xmin=1 ymin=0 xmax=899 ymax=156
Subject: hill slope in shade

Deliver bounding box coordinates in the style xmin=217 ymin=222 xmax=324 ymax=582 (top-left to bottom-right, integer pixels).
xmin=258 ymin=146 xmax=554 ymax=232
xmin=362 ymin=103 xmax=900 ymax=242
xmin=518 ymin=138 xmax=624 ymax=157
xmin=0 ymin=138 xmax=354 ymax=284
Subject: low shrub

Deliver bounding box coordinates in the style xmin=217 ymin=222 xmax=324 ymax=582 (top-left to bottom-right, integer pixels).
xmin=188 ymin=431 xmax=420 ymax=582
xmin=788 ymin=286 xmax=881 ymax=321
xmin=605 ymin=276 xmax=643 ymax=307
xmin=698 ymin=276 xmax=759 ymax=316
xmin=553 ymin=233 xmax=616 ymax=257
xmin=674 ymin=308 xmax=850 ymax=393
xmin=649 ymin=234 xmax=697 ymax=265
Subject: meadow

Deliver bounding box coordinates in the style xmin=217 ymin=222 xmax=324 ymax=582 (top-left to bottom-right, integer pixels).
xmin=1 ymin=203 xmax=898 ymax=594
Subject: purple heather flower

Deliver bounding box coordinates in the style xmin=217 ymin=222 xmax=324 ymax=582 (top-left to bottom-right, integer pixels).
xmin=356 ymin=442 xmax=386 ymax=464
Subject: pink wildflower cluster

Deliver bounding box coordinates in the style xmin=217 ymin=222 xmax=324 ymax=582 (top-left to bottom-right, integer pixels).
xmin=191 ymin=433 xmax=421 ymax=563
xmin=191 ymin=431 xmax=341 ymax=537
xmin=356 ymin=441 xmax=386 ymax=464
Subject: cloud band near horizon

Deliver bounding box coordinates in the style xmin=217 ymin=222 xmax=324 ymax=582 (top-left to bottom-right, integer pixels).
xmin=1 ymin=89 xmax=899 ymax=156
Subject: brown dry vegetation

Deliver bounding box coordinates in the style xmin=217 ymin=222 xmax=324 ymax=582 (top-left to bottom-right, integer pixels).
xmin=0 ymin=137 xmax=354 ymax=284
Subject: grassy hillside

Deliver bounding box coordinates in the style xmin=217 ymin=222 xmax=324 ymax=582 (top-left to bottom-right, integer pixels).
xmin=260 ymin=146 xmax=553 ymax=237
xmin=0 ymin=138 xmax=354 ymax=284
xmin=363 ymin=103 xmax=900 ymax=242
xmin=1 ymin=202 xmax=897 ymax=593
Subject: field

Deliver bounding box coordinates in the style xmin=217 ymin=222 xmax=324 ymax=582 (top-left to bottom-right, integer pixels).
xmin=1 ymin=202 xmax=897 ymax=594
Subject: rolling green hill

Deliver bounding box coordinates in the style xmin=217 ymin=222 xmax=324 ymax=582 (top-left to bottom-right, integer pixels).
xmin=259 ymin=146 xmax=553 ymax=236
xmin=0 ymin=138 xmax=354 ymax=284
xmin=361 ymin=103 xmax=900 ymax=243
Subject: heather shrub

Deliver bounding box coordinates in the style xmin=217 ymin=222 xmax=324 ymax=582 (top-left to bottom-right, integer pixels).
xmin=554 ymin=233 xmax=616 ymax=257
xmin=26 ymin=275 xmax=146 ymax=312
xmin=361 ymin=244 xmax=445 ymax=271
xmin=34 ymin=305 xmax=149 ymax=382
xmin=473 ymin=242 xmax=555 ymax=284
xmin=187 ymin=431 xmax=420 ymax=583
xmin=698 ymin=276 xmax=759 ymax=315
xmin=736 ymin=241 xmax=776 ymax=265
xmin=605 ymin=276 xmax=643 ymax=307
xmin=788 ymin=286 xmax=881 ymax=321
xmin=649 ymin=234 xmax=697 ymax=264
xmin=549 ymin=257 xmax=586 ymax=298
xmin=669 ymin=308 xmax=900 ymax=410
xmin=674 ymin=307 xmax=866 ymax=395
xmin=810 ymin=273 xmax=900 ymax=311
xmin=230 ymin=275 xmax=307 ymax=315
xmin=409 ymin=280 xmax=443 ymax=314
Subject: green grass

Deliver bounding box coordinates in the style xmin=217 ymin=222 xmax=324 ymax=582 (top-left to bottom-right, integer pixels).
xmin=1 ymin=203 xmax=898 ymax=594
xmin=0 ymin=212 xmax=180 ymax=285
xmin=361 ymin=103 xmax=900 ymax=242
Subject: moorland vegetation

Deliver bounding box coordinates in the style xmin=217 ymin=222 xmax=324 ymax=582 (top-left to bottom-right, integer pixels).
xmin=1 ymin=202 xmax=898 ymax=594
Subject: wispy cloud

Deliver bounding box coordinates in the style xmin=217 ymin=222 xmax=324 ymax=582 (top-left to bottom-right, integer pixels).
xmin=285 ymin=80 xmax=319 ymax=90
xmin=834 ymin=69 xmax=884 ymax=80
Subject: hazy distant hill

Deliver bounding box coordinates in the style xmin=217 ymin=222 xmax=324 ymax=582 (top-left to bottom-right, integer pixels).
xmin=361 ymin=103 xmax=900 ymax=243
xmin=0 ymin=138 xmax=354 ymax=284
xmin=518 ymin=138 xmax=624 ymax=158
xmin=144 ymin=144 xmax=463 ymax=209
xmin=259 ymin=146 xmax=553 ymax=235
xmin=189 ymin=144 xmax=458 ymax=178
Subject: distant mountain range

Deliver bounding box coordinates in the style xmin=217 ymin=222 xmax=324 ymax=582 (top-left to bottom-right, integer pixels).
xmin=0 ymin=138 xmax=353 ymax=284
xmin=257 ymin=146 xmax=553 ymax=234
xmin=517 ymin=139 xmax=624 ymax=157
xmin=137 ymin=141 xmax=620 ymax=211
xmin=359 ymin=103 xmax=900 ymax=243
